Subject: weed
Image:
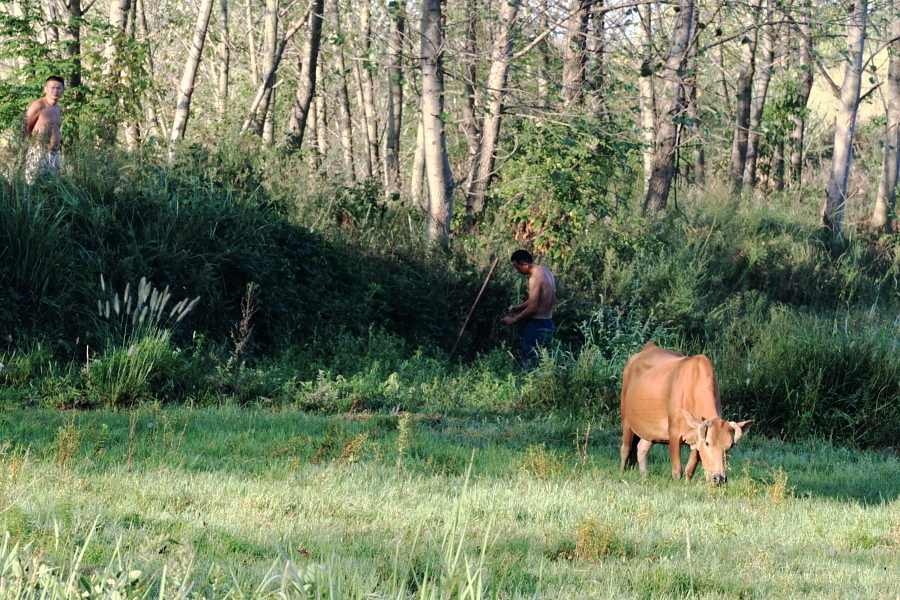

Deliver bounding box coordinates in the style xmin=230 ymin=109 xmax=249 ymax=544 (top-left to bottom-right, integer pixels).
xmin=519 ymin=444 xmax=563 ymax=481
xmin=54 ymin=412 xmax=80 ymax=468
xmin=396 ymin=412 xmax=414 ymax=472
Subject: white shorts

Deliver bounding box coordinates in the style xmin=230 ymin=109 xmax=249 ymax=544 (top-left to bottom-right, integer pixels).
xmin=25 ymin=146 xmax=61 ymax=184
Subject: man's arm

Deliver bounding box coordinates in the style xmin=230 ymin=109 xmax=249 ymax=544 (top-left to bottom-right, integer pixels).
xmin=23 ymin=101 xmax=41 ymax=136
xmin=505 ymin=277 xmax=543 ymax=324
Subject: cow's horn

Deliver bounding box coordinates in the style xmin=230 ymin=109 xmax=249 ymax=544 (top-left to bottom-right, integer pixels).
xmin=730 ymin=421 xmax=744 ymax=443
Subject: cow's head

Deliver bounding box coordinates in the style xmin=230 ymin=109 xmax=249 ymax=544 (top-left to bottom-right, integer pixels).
xmin=682 ymin=410 xmax=753 ymax=485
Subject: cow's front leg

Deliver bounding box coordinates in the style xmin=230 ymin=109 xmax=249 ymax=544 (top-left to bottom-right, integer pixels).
xmin=636 ymin=439 xmax=653 ymax=475
xmin=684 ymin=448 xmax=700 ymax=481
xmin=669 ymin=440 xmax=684 ymax=479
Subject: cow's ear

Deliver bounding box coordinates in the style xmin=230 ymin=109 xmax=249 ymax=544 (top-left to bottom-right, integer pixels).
xmin=730 ymin=420 xmax=753 ymax=443
xmin=681 ymin=410 xmax=702 ymax=448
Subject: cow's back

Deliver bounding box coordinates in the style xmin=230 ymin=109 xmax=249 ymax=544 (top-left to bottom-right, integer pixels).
xmin=621 ymin=343 xmax=687 ymax=443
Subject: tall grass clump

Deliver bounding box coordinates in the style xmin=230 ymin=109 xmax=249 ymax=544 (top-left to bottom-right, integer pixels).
xmin=518 ymin=304 xmax=674 ymax=417
xmin=86 ymin=276 xmax=199 ymax=408
xmin=723 ymin=306 xmax=900 ymax=447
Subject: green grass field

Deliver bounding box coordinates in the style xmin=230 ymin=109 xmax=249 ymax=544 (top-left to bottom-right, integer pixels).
xmin=2 ymin=406 xmax=899 ymax=599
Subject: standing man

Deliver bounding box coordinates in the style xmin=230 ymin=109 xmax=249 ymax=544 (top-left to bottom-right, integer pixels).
xmin=501 ymin=250 xmax=556 ymax=370
xmin=23 ymin=76 xmax=65 ymax=185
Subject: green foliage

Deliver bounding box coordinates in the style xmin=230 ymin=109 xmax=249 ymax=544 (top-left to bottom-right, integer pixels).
xmin=721 ymin=306 xmax=900 ymax=447
xmin=493 ymin=118 xmax=636 ymax=259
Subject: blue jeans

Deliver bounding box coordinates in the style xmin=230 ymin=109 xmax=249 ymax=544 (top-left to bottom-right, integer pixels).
xmin=521 ymin=318 xmax=554 ymax=370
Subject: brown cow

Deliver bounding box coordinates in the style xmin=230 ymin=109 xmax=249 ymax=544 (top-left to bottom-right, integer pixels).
xmin=620 ymin=342 xmax=752 ymax=484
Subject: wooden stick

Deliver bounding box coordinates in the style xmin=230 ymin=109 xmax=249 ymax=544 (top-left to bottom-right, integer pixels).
xmin=450 ymin=257 xmax=501 ymax=359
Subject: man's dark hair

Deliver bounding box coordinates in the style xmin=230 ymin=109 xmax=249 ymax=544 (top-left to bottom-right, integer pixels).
xmin=511 ymin=250 xmax=534 ymax=264
xmin=46 ymin=76 xmax=64 ymax=86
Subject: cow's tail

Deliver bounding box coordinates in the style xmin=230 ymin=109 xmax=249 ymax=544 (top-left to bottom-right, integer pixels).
xmin=625 ymin=432 xmax=640 ymax=469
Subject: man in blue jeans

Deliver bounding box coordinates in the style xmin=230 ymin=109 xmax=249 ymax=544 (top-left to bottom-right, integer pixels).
xmin=501 ymin=250 xmax=556 ymax=370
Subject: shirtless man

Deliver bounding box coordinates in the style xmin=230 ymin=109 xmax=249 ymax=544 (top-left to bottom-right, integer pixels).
xmin=501 ymin=249 xmax=557 ymax=369
xmin=24 ymin=76 xmax=65 ymax=184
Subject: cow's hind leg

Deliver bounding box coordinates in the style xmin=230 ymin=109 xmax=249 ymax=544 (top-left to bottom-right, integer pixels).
xmin=621 ymin=423 xmax=639 ymax=470
xmin=636 ymin=439 xmax=653 ymax=475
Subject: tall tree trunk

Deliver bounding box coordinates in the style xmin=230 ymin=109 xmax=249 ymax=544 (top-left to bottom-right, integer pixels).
xmin=728 ymin=0 xmax=761 ymax=192
xmin=465 ymin=0 xmax=518 ymax=217
xmin=742 ymin=0 xmax=775 ymax=191
xmin=105 ymin=0 xmax=130 ymax=73
xmin=789 ymin=19 xmax=813 ymax=185
xmin=331 ymin=0 xmax=356 ymax=182
xmin=684 ymin=4 xmax=703 ymax=183
xmin=714 ymin=34 xmax=730 ymax=116
xmin=638 ymin=2 xmax=656 ymax=194
xmin=255 ymin=0 xmax=279 ymax=140
xmin=822 ymin=0 xmax=868 ymax=234
xmin=872 ymin=0 xmax=900 ymax=232
xmin=643 ymin=0 xmax=695 ymax=212
xmin=136 ymin=0 xmax=162 ymax=138
xmin=60 ymin=0 xmax=84 ymax=95
xmin=169 ymin=0 xmax=215 ymax=147
xmin=353 ymin=61 xmax=373 ymax=178
xmin=561 ymin=0 xmax=589 ymax=107
xmin=461 ymin=0 xmax=480 ymax=200
xmin=43 ymin=2 xmax=59 ymax=43
xmin=420 ymin=0 xmax=453 ymax=244
xmin=587 ymin=1 xmax=605 ymax=119
xmin=773 ymin=136 xmax=785 ymax=191
xmin=384 ymin=0 xmax=405 ymax=197
xmin=537 ymin=0 xmax=550 ymax=107
xmin=286 ymin=0 xmax=324 ymax=150
xmin=216 ymin=0 xmax=230 ymax=115
xmin=315 ymin=61 xmax=328 ymax=160
xmin=411 ymin=107 xmax=426 ymax=212
xmin=359 ymin=0 xmax=380 ymax=180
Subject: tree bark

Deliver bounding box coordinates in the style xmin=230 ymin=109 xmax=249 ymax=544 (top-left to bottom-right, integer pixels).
xmin=465 ymin=0 xmax=518 ymax=217
xmin=643 ymin=0 xmax=694 ymax=212
xmin=359 ymin=0 xmax=380 ymax=180
xmin=420 ymin=0 xmax=453 ymax=244
xmin=789 ymin=18 xmax=813 ymax=185
xmin=638 ymin=2 xmax=656 ymax=194
xmin=59 ymin=0 xmax=84 ymax=94
xmin=216 ymin=0 xmax=230 ymax=115
xmin=136 ymin=0 xmax=162 ymax=139
xmin=822 ymin=0 xmax=868 ymax=234
xmin=561 ymin=0 xmax=589 ymax=107
xmin=255 ymin=0 xmax=279 ymax=140
xmin=872 ymin=0 xmax=900 ymax=232
xmin=315 ymin=61 xmax=329 ymax=160
xmin=286 ymin=0 xmax=325 ymax=150
xmin=728 ymin=0 xmax=761 ymax=192
xmin=411 ymin=106 xmax=426 ymax=212
xmin=169 ymin=0 xmax=215 ymax=147
xmin=684 ymin=3 xmax=703 ymax=183
xmin=331 ymin=0 xmax=356 ymax=182
xmin=460 ymin=0 xmax=480 ymax=201
xmin=384 ymin=0 xmax=406 ymax=197
xmin=742 ymin=0 xmax=775 ymax=191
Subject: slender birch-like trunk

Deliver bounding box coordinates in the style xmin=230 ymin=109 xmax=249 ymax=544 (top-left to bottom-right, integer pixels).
xmin=331 ymin=0 xmax=356 ymax=182
xmin=872 ymin=0 xmax=900 ymax=231
xmin=359 ymin=0 xmax=380 ymax=180
xmin=684 ymin=4 xmax=703 ymax=183
xmin=315 ymin=61 xmax=328 ymax=159
xmin=728 ymin=0 xmax=760 ymax=192
xmin=822 ymin=0 xmax=868 ymax=234
xmin=465 ymin=0 xmax=518 ymax=216
xmin=461 ymin=0 xmax=480 ymax=199
xmin=411 ymin=107 xmax=426 ymax=212
xmin=643 ymin=0 xmax=694 ymax=212
xmin=255 ymin=0 xmax=279 ymax=140
xmin=136 ymin=0 xmax=161 ymax=138
xmin=420 ymin=0 xmax=453 ymax=244
xmin=561 ymin=0 xmax=589 ymax=107
xmin=638 ymin=2 xmax=656 ymax=193
xmin=384 ymin=0 xmax=405 ymax=197
xmin=789 ymin=19 xmax=813 ymax=185
xmin=169 ymin=0 xmax=215 ymax=146
xmin=286 ymin=0 xmax=324 ymax=150
xmin=742 ymin=0 xmax=775 ymax=191
xmin=216 ymin=0 xmax=230 ymax=115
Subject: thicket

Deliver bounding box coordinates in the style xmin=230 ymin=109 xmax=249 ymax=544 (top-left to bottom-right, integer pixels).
xmin=2 ymin=139 xmax=900 ymax=447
